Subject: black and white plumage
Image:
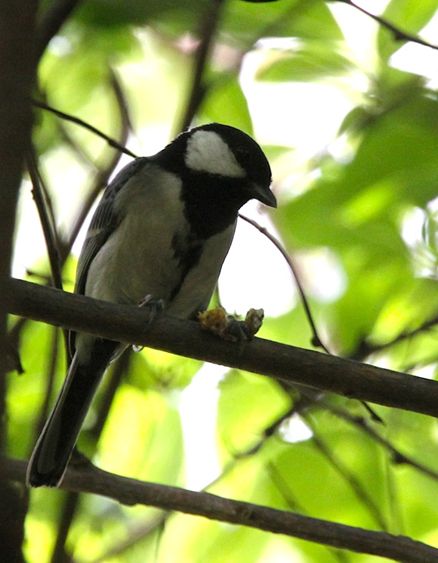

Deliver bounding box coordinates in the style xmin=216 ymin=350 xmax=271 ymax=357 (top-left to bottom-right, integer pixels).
xmin=27 ymin=123 xmax=276 ymax=487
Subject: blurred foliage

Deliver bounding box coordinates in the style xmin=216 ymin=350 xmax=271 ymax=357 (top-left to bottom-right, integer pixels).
xmin=7 ymin=0 xmax=438 ymax=561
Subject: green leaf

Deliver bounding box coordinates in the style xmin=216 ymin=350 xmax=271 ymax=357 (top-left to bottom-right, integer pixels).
xmin=257 ymin=42 xmax=353 ymax=82
xmin=378 ymin=0 xmax=438 ymax=59
xmin=76 ymin=0 xmax=209 ymax=30
xmin=217 ymin=370 xmax=290 ymax=453
xmin=98 ymin=386 xmax=184 ymax=484
xmin=223 ymin=0 xmax=342 ymax=43
xmin=198 ymin=75 xmax=253 ymax=133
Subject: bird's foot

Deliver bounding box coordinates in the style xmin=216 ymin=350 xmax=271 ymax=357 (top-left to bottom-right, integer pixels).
xmin=110 ymin=296 xmax=165 ymax=360
xmin=132 ymin=295 xmax=165 ymax=352
xmin=198 ymin=307 xmax=264 ymax=342
xmin=138 ymin=294 xmax=165 ymax=319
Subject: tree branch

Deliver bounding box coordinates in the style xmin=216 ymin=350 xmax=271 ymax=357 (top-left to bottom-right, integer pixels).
xmin=303 ymin=414 xmax=388 ymax=530
xmin=5 ymin=277 xmax=438 ymax=418
xmin=239 ymin=213 xmax=328 ymax=351
xmin=32 ymin=99 xmax=137 ymax=159
xmin=35 ymin=0 xmax=83 ymax=61
xmin=335 ymin=0 xmax=438 ymax=52
xmin=351 ymin=315 xmax=438 ymax=361
xmin=178 ymin=0 xmax=225 ymax=132
xmin=2 ymin=457 xmax=438 ymax=562
xmin=0 ymin=4 xmax=39 ymax=561
xmin=25 ymin=149 xmax=64 ymax=291
xmin=319 ymin=400 xmax=438 ymax=482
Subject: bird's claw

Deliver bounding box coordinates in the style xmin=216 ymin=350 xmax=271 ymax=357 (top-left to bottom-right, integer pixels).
xmin=132 ymin=295 xmax=165 ymax=352
xmin=111 ymin=296 xmax=165 ymax=360
xmin=138 ymin=294 xmax=165 ymax=319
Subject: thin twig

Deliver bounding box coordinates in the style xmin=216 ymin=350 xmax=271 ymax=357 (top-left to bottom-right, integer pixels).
xmin=178 ymin=0 xmax=225 ymax=132
xmin=351 ymin=316 xmax=438 ymax=361
xmin=303 ymin=414 xmax=388 ymax=530
xmin=217 ymin=396 xmax=387 ymax=532
xmin=57 ymin=118 xmax=99 ymax=170
xmin=336 ymin=0 xmax=438 ymax=52
xmin=239 ymin=213 xmax=329 ymax=352
xmin=60 ymin=68 xmax=134 ymax=259
xmin=239 ymin=214 xmax=382 ymax=423
xmin=25 ymin=149 xmax=64 ymax=291
xmin=267 ymin=462 xmax=352 ymax=563
xmin=88 ymin=512 xmax=167 ymax=563
xmin=50 ymin=491 xmax=79 ymax=563
xmin=318 ymin=399 xmax=438 ymax=482
xmin=25 ymin=148 xmax=70 ymax=357
xmin=32 ymin=99 xmax=137 ymax=159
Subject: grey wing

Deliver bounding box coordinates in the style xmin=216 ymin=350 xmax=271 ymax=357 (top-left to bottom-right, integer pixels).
xmin=69 ymin=158 xmax=148 ymax=356
xmin=75 ymin=157 xmax=149 ymax=296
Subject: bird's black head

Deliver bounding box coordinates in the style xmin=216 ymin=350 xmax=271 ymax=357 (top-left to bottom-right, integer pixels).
xmin=155 ymin=123 xmax=276 ymax=237
xmin=157 ymin=123 xmax=276 ymax=208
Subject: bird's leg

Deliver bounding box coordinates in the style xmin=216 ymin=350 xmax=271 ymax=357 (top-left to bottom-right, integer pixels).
xmin=132 ymin=295 xmax=165 ymax=352
xmin=137 ymin=294 xmax=166 ymax=316
xmin=198 ymin=307 xmax=264 ymax=342
xmin=111 ymin=295 xmax=165 ymax=360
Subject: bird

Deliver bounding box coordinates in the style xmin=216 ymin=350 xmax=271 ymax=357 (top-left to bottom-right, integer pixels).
xmin=26 ymin=123 xmax=276 ymax=487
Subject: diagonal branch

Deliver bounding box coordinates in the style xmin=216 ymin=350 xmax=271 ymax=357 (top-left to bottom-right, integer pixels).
xmin=5 ymin=277 xmax=438 ymax=418
xmin=2 ymin=457 xmax=438 ymax=562
xmin=351 ymin=315 xmax=438 ymax=361
xmin=239 ymin=213 xmax=328 ymax=351
xmin=60 ymin=68 xmax=134 ymax=260
xmin=32 ymin=99 xmax=137 ymax=158
xmin=319 ymin=400 xmax=438 ymax=482
xmin=335 ymin=0 xmax=438 ymax=52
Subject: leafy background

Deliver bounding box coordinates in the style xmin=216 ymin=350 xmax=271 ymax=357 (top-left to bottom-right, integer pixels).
xmin=7 ymin=0 xmax=438 ymax=561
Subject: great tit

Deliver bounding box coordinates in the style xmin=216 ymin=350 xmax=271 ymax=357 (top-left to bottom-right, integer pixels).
xmin=27 ymin=123 xmax=276 ymax=487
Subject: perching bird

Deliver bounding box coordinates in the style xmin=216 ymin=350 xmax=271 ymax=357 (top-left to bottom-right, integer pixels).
xmin=27 ymin=123 xmax=276 ymax=487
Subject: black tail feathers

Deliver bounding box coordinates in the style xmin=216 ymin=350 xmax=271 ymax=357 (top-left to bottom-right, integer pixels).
xmin=27 ymin=341 xmax=115 ymax=487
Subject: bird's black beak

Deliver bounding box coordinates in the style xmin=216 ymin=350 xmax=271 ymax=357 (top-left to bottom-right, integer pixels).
xmin=251 ymin=182 xmax=277 ymax=208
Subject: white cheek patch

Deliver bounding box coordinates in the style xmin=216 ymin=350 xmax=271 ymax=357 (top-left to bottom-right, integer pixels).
xmin=185 ymin=130 xmax=246 ymax=178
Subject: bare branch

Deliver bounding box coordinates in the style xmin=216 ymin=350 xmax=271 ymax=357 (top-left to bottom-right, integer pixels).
xmin=351 ymin=316 xmax=438 ymax=361
xmin=25 ymin=149 xmax=63 ymax=291
xmin=303 ymin=414 xmax=388 ymax=530
xmin=89 ymin=513 xmax=167 ymax=563
xmin=5 ymin=278 xmax=438 ymax=418
xmin=239 ymin=213 xmax=329 ymax=352
xmin=32 ymin=99 xmax=137 ymax=159
xmin=2 ymin=457 xmax=438 ymax=562
xmin=60 ymin=71 xmax=134 ymax=259
xmin=50 ymin=492 xmax=79 ymax=563
xmin=266 ymin=462 xmax=352 ymax=563
xmin=178 ymin=0 xmax=225 ymax=131
xmin=0 ymin=5 xmax=39 ymax=561
xmin=239 ymin=214 xmax=382 ymax=423
xmin=35 ymin=0 xmax=83 ymax=60
xmin=335 ymin=0 xmax=438 ymax=52
xmin=320 ymin=400 xmax=438 ymax=482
